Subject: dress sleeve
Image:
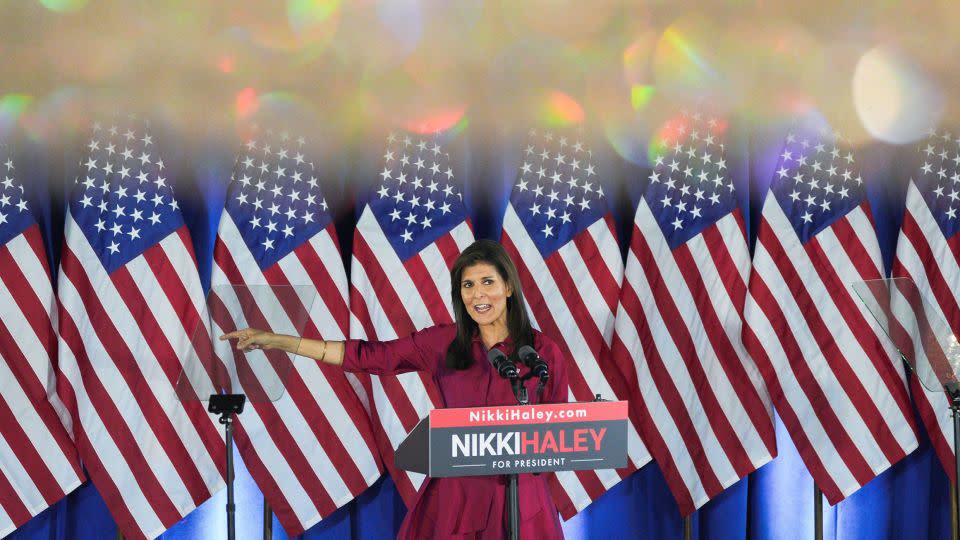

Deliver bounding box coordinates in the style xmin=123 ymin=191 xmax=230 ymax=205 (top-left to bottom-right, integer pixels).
xmin=537 ymin=335 xmax=569 ymax=404
xmin=340 ymin=325 xmax=451 ymax=376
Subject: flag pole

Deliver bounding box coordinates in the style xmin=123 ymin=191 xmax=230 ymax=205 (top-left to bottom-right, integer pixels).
xmin=951 ymin=482 xmax=958 ymax=540
xmin=684 ymin=515 xmax=692 ymax=540
xmin=814 ymin=485 xmax=823 ymax=540
xmin=263 ymin=498 xmax=273 ymax=540
xmin=952 ymin=393 xmax=960 ymax=540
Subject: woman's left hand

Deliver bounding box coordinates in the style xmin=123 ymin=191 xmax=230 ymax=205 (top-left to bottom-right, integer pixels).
xmin=219 ymin=328 xmax=275 ymax=352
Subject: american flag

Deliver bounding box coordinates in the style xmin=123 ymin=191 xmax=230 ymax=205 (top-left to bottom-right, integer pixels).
xmin=348 ymin=131 xmax=474 ymax=506
xmin=888 ymin=128 xmax=960 ymax=481
xmin=210 ymin=128 xmax=383 ymax=535
xmin=55 ymin=117 xmax=226 ymax=539
xmin=499 ymin=128 xmax=649 ymax=518
xmin=743 ymin=125 xmax=919 ymax=504
xmin=0 ymin=145 xmax=84 ymax=536
xmin=611 ymin=112 xmax=776 ymax=514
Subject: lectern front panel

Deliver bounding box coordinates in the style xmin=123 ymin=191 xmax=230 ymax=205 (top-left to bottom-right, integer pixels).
xmin=427 ymin=401 xmax=627 ymax=477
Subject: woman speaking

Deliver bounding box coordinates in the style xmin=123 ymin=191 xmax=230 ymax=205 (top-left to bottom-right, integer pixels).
xmin=222 ymin=239 xmax=567 ymax=539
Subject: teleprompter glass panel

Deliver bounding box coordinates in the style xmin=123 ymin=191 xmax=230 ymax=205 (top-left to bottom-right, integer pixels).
xmin=176 ymin=284 xmax=317 ymax=403
xmin=852 ymin=278 xmax=960 ymax=393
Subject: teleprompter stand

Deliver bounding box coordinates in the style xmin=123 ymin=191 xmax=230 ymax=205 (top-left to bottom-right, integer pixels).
xmin=208 ymin=394 xmax=246 ymax=540
xmin=176 ymin=283 xmax=316 ymax=540
xmin=853 ymin=278 xmax=960 ymax=540
xmin=948 ymin=383 xmax=960 ymax=540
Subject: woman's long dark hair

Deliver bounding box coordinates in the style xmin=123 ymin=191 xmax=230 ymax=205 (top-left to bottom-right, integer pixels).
xmin=445 ymin=239 xmax=534 ymax=370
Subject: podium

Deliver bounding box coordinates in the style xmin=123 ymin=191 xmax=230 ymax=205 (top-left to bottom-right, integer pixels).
xmin=396 ymin=400 xmax=629 ymax=538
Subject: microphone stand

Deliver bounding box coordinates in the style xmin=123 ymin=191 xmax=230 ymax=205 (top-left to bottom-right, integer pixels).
xmin=490 ymin=347 xmax=546 ymax=540
xmin=506 ymin=376 xmax=527 ymax=540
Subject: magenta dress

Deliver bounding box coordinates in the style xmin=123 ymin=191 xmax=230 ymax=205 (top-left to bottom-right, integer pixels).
xmin=342 ymin=324 xmax=568 ymax=539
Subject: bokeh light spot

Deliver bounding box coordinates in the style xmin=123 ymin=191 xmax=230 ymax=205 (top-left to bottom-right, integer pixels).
xmin=288 ymin=0 xmax=340 ymax=27
xmin=653 ymin=16 xmax=720 ymax=98
xmin=404 ymin=106 xmax=467 ymax=135
xmin=0 ymin=95 xmax=34 ymax=121
xmin=450 ymin=115 xmax=470 ymax=137
xmin=647 ymin=113 xmax=687 ymax=164
xmin=623 ymin=40 xmax=646 ymax=73
xmin=287 ymin=0 xmax=341 ymax=48
xmin=664 ymin=28 xmax=707 ymax=72
xmin=852 ymin=47 xmax=943 ymax=144
xmin=539 ymin=91 xmax=584 ymax=128
xmin=38 ymin=0 xmax=88 ymax=13
xmin=218 ymin=56 xmax=235 ymax=74
xmin=631 ymin=85 xmax=655 ymax=110
xmin=0 ymin=94 xmax=35 ymax=138
xmin=235 ymin=87 xmax=259 ymax=119
xmin=18 ymin=87 xmax=88 ymax=142
xmin=644 ymin=111 xmax=729 ymax=164
xmin=622 ymin=32 xmax=657 ymax=87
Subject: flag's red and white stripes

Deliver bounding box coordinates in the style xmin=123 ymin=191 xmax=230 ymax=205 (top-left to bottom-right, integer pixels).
xmin=0 ymin=225 xmax=84 ymax=536
xmin=744 ymin=195 xmax=918 ymax=504
xmin=891 ymin=181 xmax=960 ymax=480
xmin=501 ymin=205 xmax=650 ymax=518
xmin=349 ymin=207 xmax=474 ymax=505
xmin=613 ymin=202 xmax=776 ymax=514
xmin=211 ymin=215 xmax=382 ymax=535
xmin=56 ymin=214 xmax=225 ymax=539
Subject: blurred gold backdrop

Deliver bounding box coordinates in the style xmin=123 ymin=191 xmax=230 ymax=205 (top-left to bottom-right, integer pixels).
xmin=1 ymin=0 xmax=955 ymax=150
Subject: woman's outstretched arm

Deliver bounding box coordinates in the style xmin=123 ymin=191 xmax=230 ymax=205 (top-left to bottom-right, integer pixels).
xmin=219 ymin=329 xmax=345 ymax=366
xmin=222 ymin=325 xmax=449 ymax=374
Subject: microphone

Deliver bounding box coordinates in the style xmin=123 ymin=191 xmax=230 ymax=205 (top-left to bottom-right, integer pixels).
xmin=487 ymin=347 xmax=518 ymax=379
xmin=518 ymin=345 xmax=549 ymax=382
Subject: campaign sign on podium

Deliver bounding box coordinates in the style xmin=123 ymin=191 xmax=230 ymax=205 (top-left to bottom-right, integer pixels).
xmin=396 ymin=401 xmax=628 ymax=478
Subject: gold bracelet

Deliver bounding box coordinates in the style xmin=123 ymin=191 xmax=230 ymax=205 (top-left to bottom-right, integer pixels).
xmin=320 ymin=340 xmax=327 ymax=362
